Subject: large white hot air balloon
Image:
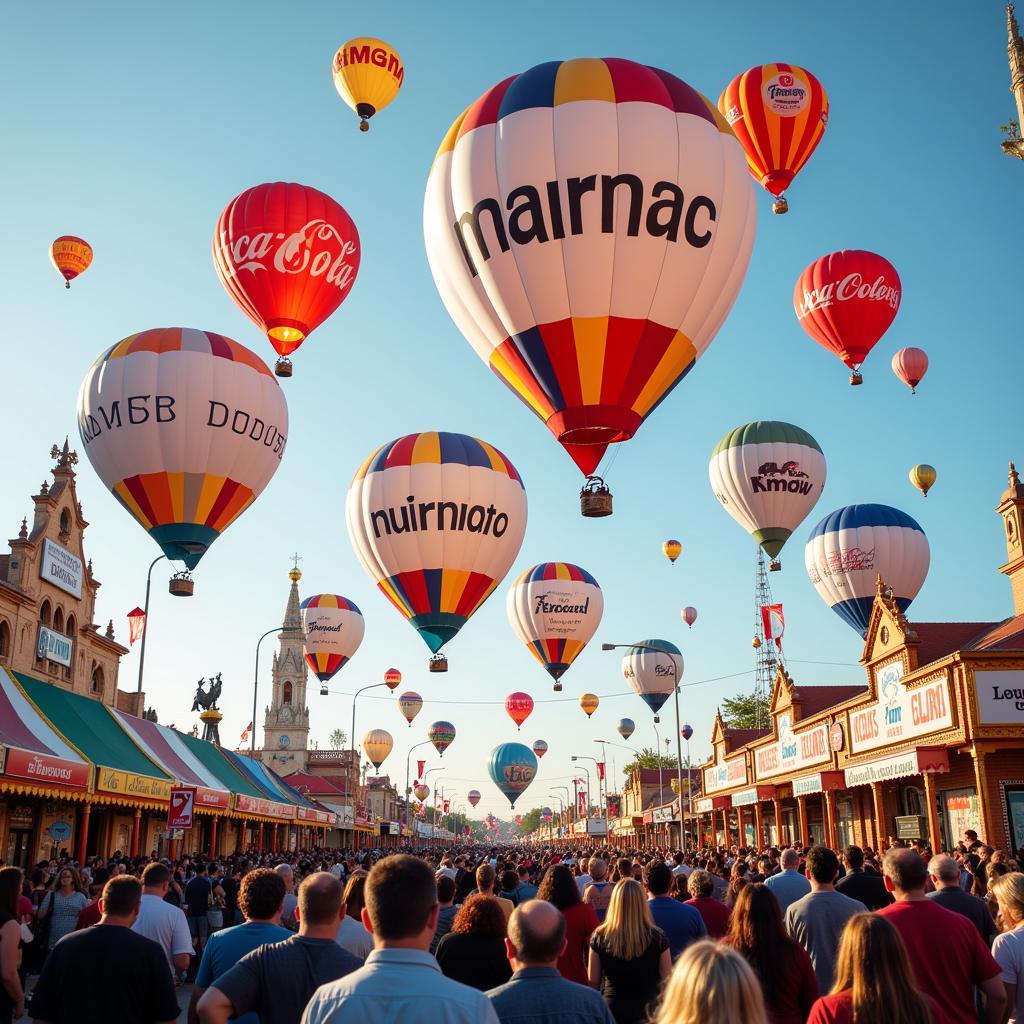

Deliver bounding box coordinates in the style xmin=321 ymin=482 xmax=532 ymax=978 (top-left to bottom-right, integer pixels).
xmin=300 ymin=594 xmax=364 ymax=683
xmin=622 ymin=639 xmax=683 ymax=721
xmin=709 ymin=421 xmax=826 ymax=570
xmin=362 ymin=729 xmax=394 ymax=771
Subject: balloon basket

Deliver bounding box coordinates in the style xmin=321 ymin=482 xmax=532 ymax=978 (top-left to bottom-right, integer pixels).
xmin=275 ymin=357 xmax=293 ymax=378
xmin=64 ymin=280 xmax=71 ymax=290
xmin=552 ymin=682 xmax=562 ymax=692
xmin=769 ymin=559 xmax=781 ymax=572
xmin=771 ymin=197 xmax=789 ymax=215
xmin=359 ymin=119 xmax=369 ymax=132
xmin=168 ymin=571 xmax=195 ymax=597
xmin=429 ymin=654 xmax=448 ymax=673
xmin=320 ymin=683 xmax=328 ymax=696
xmin=654 ymin=714 xmax=661 ymax=724
xmin=580 ymin=476 xmax=613 ymax=518
xmin=849 ymin=370 xmax=863 ymax=386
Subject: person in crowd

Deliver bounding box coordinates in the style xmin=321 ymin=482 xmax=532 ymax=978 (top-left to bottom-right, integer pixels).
xmin=0 ymin=868 xmax=25 ymax=1021
xmin=726 ymin=882 xmax=817 ymax=1024
xmin=476 ymin=863 xmax=514 ymax=921
xmin=784 ymin=846 xmax=866 ymax=994
xmin=37 ymin=865 xmax=90 ymax=953
xmin=437 ymin=858 xmax=458 ymax=881
xmin=927 ymin=853 xmax=997 ymax=944
xmin=835 ymin=845 xmax=892 ymax=911
xmin=188 ymin=867 xmax=289 ymax=1024
xmin=513 ymin=865 xmax=538 ymax=905
xmin=764 ymin=848 xmax=811 ymax=917
xmin=184 ymin=862 xmax=217 ymax=956
xmin=75 ymin=868 xmax=108 ymax=930
xmin=221 ymin=863 xmax=243 ymax=926
xmin=644 ymin=861 xmax=705 ymax=960
xmin=807 ymin=912 xmax=937 ymax=1024
xmin=456 ymin=857 xmax=478 ymax=904
xmin=588 ymin=879 xmax=671 ymax=1024
xmin=436 ymin=894 xmax=514 ymax=991
xmin=275 ymin=862 xmax=298 ymax=930
xmin=431 ymin=874 xmax=459 ymax=955
xmin=725 ymin=860 xmax=750 ymax=908
xmin=29 ymin=875 xmax=180 ymax=1024
xmin=336 ymin=875 xmax=374 ymax=959
xmin=990 ymin=872 xmax=1024 ymax=1024
xmin=877 ymin=848 xmax=1005 ymax=1024
xmin=537 ymin=863 xmax=598 ymax=986
xmin=670 ymin=852 xmax=691 ymax=879
xmin=684 ymin=869 xmax=732 ymax=939
xmin=132 ymin=861 xmax=193 ymax=980
xmin=653 ymin=939 xmax=768 ymax=1024
xmin=197 ymin=872 xmax=361 ymax=1024
xmin=487 ymin=900 xmax=614 ymax=1024
xmin=583 ymin=859 xmax=614 ymax=923
xmin=576 ymin=858 xmax=594 ymax=897
xmin=300 ymin=854 xmax=500 ymax=1023
xmin=498 ymin=870 xmax=521 ymax=906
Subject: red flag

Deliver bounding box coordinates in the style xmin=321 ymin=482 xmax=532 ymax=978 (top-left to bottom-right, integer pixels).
xmin=761 ymin=603 xmax=785 ymax=648
xmin=238 ymin=722 xmax=253 ymax=745
xmin=578 ymin=789 xmax=588 ymax=816
xmin=127 ymin=607 xmax=146 ymax=646
xmin=417 ymin=759 xmax=425 ymax=779
xmin=596 ymin=761 xmax=605 ymax=782
xmin=443 ymin=799 xmax=450 ymax=813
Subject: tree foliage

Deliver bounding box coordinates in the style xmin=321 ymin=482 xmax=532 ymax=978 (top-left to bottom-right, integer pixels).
xmin=621 ymin=746 xmax=676 ymax=776
xmin=720 ymin=691 xmax=771 ymax=730
xmin=328 ymin=728 xmax=347 ymax=749
xmin=518 ymin=807 xmax=542 ymax=835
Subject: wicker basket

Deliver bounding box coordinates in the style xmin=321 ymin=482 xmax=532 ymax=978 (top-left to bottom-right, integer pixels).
xmin=579 ymin=476 xmax=613 ymax=518
xmin=428 ymin=654 xmax=448 ymax=673
xmin=771 ymin=197 xmax=789 ymax=215
xmin=274 ymin=357 xmax=293 ymax=378
xmin=168 ymin=572 xmax=194 ymax=597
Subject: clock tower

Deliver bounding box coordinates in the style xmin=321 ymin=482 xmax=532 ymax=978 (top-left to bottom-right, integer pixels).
xmin=261 ymin=561 xmax=310 ymax=775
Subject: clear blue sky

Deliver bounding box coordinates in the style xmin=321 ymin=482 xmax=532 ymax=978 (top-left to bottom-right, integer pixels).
xmin=2 ymin=1 xmax=1019 ymax=822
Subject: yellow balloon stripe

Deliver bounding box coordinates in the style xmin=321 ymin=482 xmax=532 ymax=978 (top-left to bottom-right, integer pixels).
xmin=632 ymin=331 xmax=697 ymax=417
xmin=573 ymin=317 xmax=609 ymax=406
xmin=554 ymin=58 xmax=615 ymax=106
xmin=113 ymin=481 xmax=153 ymax=530
xmin=411 ymin=431 xmax=442 ymax=465
xmin=489 ymin=349 xmax=552 ymax=419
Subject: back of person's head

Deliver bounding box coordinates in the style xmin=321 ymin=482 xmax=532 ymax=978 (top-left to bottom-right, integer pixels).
xmin=517 ymin=865 xmax=530 ymax=879
xmin=343 ymin=874 xmax=366 ymax=917
xmin=365 ymin=855 xmax=438 ymax=941
xmin=990 ymin=872 xmax=1024 ymax=923
xmin=437 ymin=875 xmax=456 ymax=904
xmin=239 ymin=868 xmax=286 ymax=921
xmin=655 ymin=940 xmax=767 ymax=1024
xmin=832 ymin=913 xmax=932 ymax=1024
xmin=644 ymin=861 xmax=673 ymax=897
xmin=500 ymin=869 xmax=517 ymax=892
xmin=596 ymin=879 xmax=653 ymax=960
xmin=507 ymin=900 xmax=565 ymax=964
xmin=578 ymin=856 xmax=590 ymax=875
xmin=141 ymin=862 xmax=170 ymax=889
xmin=882 ymin=849 xmax=928 ymax=894
xmin=537 ymin=864 xmax=580 ymax=911
xmin=806 ymin=846 xmax=839 ymax=884
xmin=590 ymin=858 xmax=609 ymax=881
xmin=927 ymin=853 xmax=960 ymax=885
xmin=844 ymin=845 xmax=864 ymax=870
xmin=780 ymin=848 xmax=800 ymax=870
xmin=687 ymin=869 xmax=714 ymax=899
xmin=615 ymin=856 xmax=632 ymax=880
xmin=476 ymin=862 xmax=496 ymax=891
xmin=727 ymin=883 xmax=785 ymax=951
xmin=297 ymin=872 xmax=343 ymax=927
xmin=194 ymin=862 xmax=207 ymax=875
xmin=0 ymin=867 xmax=23 ymax=917
xmin=452 ymin=894 xmax=507 ymax=939
xmin=101 ymin=876 xmax=142 ymax=918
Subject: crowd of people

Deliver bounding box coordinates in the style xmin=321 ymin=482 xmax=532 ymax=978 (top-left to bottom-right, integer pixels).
xmin=0 ymin=829 xmax=1020 ymax=1023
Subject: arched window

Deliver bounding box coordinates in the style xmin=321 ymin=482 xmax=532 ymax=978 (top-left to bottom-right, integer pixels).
xmin=91 ymin=666 xmax=104 ymax=696
xmin=39 ymin=600 xmax=51 ymax=626
xmin=53 ymin=607 xmax=64 ymax=633
xmin=282 ymin=680 xmax=293 ymax=705
xmin=59 ymin=509 xmax=70 ymax=536
xmin=0 ymin=620 xmax=10 ymax=660
xmin=65 ymin=614 xmax=76 ymax=637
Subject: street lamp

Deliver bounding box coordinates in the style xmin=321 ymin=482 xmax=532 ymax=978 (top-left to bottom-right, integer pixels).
xmin=424 ymin=767 xmax=445 ymax=840
xmin=551 ymin=785 xmax=571 ymax=826
xmin=251 ymin=626 xmax=282 ymax=758
xmin=350 ymin=679 xmax=391 ymax=811
xmin=548 ymin=794 xmax=566 ymax=837
xmin=137 ymin=554 xmax=195 ymax=695
xmin=573 ymin=763 xmax=591 ymax=818
xmin=573 ymin=755 xmax=607 ymax=841
xmin=404 ymin=740 xmax=433 ymax=844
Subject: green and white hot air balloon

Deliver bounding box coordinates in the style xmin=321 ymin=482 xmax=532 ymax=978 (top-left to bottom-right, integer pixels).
xmin=708 ymin=421 xmax=826 ymax=570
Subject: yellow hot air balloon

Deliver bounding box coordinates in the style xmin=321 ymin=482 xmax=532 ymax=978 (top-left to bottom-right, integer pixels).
xmin=579 ymin=693 xmax=599 ymax=719
xmin=332 ymin=38 xmax=404 ymax=132
xmin=362 ymin=728 xmax=394 ymax=771
xmin=662 ymin=540 xmax=682 ymax=564
xmin=50 ymin=235 xmax=93 ymax=289
xmin=909 ymin=464 xmax=936 ymax=498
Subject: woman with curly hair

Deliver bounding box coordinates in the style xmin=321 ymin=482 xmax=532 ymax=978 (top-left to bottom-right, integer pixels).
xmin=537 ymin=863 xmax=598 ymax=985
xmin=434 ymin=894 xmax=512 ymax=991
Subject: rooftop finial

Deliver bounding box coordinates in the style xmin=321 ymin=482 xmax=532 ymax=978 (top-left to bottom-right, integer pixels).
xmin=288 ymin=551 xmax=303 ymax=582
xmin=50 ymin=438 xmax=78 ymax=470
xmin=18 ymin=518 xmax=27 ymax=539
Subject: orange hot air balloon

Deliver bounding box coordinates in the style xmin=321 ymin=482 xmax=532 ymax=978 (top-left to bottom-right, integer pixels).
xmin=719 ymin=63 xmax=828 ymax=214
xmin=384 ymin=668 xmax=402 ymax=690
xmin=663 ymin=540 xmax=682 ymax=564
xmin=505 ymin=692 xmax=534 ymax=730
xmin=579 ymin=693 xmax=599 ymax=719
xmin=892 ymin=347 xmax=929 ymax=394
xmin=50 ymin=236 xmax=93 ymax=288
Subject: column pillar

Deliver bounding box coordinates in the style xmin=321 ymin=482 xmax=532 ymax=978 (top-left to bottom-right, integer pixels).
xmin=131 ymin=808 xmax=142 ymax=857
xmin=870 ymin=783 xmax=886 ymax=851
xmin=922 ymin=771 xmax=942 ymax=850
xmin=823 ymin=790 xmax=836 ymax=850
xmin=796 ymin=795 xmax=809 ymax=847
xmin=735 ymin=806 xmax=745 ymax=846
xmin=209 ymin=816 xmax=218 ymax=858
xmin=76 ymin=803 xmax=91 ymax=864
xmin=755 ymin=802 xmax=765 ymax=848
xmin=971 ymin=749 xmax=991 ymax=844
xmin=257 ymin=822 xmax=264 ymax=852
xmin=773 ymin=797 xmax=783 ymax=846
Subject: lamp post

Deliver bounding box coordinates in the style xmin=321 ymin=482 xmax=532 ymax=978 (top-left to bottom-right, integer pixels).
xmin=552 ymin=785 xmax=572 ymax=828
xmin=350 ymin=680 xmax=390 ymax=813
xmin=251 ymin=626 xmax=282 ymax=759
xmin=404 ymin=739 xmax=433 ymax=845
xmin=137 ymin=554 xmax=191 ymax=696
xmin=424 ymin=768 xmax=445 ymax=840
xmin=573 ymin=755 xmax=606 ymax=842
xmin=574 ymin=764 xmax=591 ymax=819
xmin=548 ymin=793 xmax=566 ymax=836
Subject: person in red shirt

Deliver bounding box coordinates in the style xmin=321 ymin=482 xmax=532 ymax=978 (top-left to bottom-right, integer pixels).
xmin=808 ymin=912 xmax=937 ymax=1024
xmin=683 ymin=869 xmax=731 ymax=939
xmin=536 ymin=864 xmax=598 ymax=986
xmin=876 ymin=848 xmax=1005 ymax=1024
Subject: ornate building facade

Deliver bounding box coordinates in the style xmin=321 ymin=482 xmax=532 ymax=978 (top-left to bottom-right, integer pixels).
xmin=261 ymin=566 xmax=310 ymax=775
xmin=1002 ymin=4 xmax=1024 ymax=158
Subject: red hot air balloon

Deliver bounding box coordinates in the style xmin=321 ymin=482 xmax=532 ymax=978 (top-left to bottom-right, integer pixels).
xmin=891 ymin=347 xmax=929 ymax=394
xmin=213 ymin=182 xmax=360 ymax=378
xmin=468 ymin=789 xmax=481 ymax=807
xmin=505 ymin=692 xmax=534 ymax=731
xmin=384 ymin=668 xmax=402 ymax=690
xmin=793 ymin=250 xmax=901 ymax=385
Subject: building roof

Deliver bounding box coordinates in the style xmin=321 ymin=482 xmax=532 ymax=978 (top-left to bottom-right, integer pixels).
xmin=176 ymin=730 xmax=269 ymax=800
xmin=0 ymin=668 xmax=88 ymax=770
xmin=909 ymin=615 xmax=1024 ymax=666
xmin=793 ymin=684 xmax=868 ymax=717
xmin=725 ymin=727 xmax=770 ymax=746
xmin=285 ymin=772 xmax=348 ymax=796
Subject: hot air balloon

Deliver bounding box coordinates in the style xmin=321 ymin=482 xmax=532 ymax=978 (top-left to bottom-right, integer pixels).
xmin=467 ymin=789 xmax=481 ymax=807
xmin=363 ymin=729 xmax=393 ymax=770
xmin=50 ymin=236 xmax=93 ymax=288
xmin=488 ymin=742 xmax=538 ymax=809
xmin=681 ymin=606 xmax=698 ymax=628
xmin=77 ymin=329 xmax=287 ymax=572
xmin=617 ymin=718 xmax=635 ymax=741
xmin=709 ymin=421 xmax=826 ymax=570
xmin=622 ymin=640 xmax=683 ymax=720
xmin=505 ymin=692 xmax=534 ymax=730
xmin=663 ymin=540 xmax=682 ymax=564
xmin=531 ymin=739 xmax=548 ymax=759
xmin=414 ymin=783 xmax=429 ymax=802
xmin=507 ymin=562 xmax=603 ymax=691
xmin=423 ymin=59 xmax=757 ymax=489
xmin=397 ymin=691 xmax=423 ymax=726
xmin=892 ymin=347 xmax=929 ymax=394
xmin=805 ymin=504 xmax=930 ymax=637
xmin=300 ymin=595 xmax=364 ymax=682
xmin=332 ymin=38 xmax=404 ymax=132
xmin=681 ymin=723 xmax=694 ymax=741
xmin=579 ymin=694 xmax=599 ymax=719
xmin=213 ymin=182 xmax=360 ymax=377
xmin=718 ymin=64 xmax=828 ymax=215
xmin=794 ymin=250 xmax=901 ymax=385
xmin=384 ymin=668 xmax=402 ymax=691
xmin=909 ymin=464 xmax=936 ymax=498
xmin=428 ymin=721 xmax=456 ymax=757
xmin=347 ymin=432 xmax=527 ymax=666
xmin=540 ymin=807 xmax=553 ymax=823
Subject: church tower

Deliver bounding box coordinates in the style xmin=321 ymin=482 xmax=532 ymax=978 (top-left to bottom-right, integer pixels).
xmin=997 ymin=462 xmax=1024 ymax=614
xmin=1001 ymin=4 xmax=1024 ymax=158
xmin=261 ymin=561 xmax=310 ymax=775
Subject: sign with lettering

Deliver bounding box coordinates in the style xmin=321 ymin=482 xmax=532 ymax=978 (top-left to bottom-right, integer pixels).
xmin=36 ymin=625 xmax=73 ymax=667
xmin=235 ymin=793 xmax=296 ymax=820
xmin=792 ymin=772 xmax=846 ymax=797
xmin=974 ymin=670 xmax=1024 ymax=724
xmin=168 ymin=787 xmax=196 ymax=829
xmin=703 ymin=754 xmax=748 ymax=794
xmin=653 ymin=804 xmax=676 ymax=823
xmin=194 ymin=787 xmax=230 ymax=810
xmin=3 ymin=747 xmax=89 ymax=789
xmin=97 ymin=767 xmax=172 ymax=801
xmin=849 ymin=663 xmax=953 ymax=754
xmin=754 ymin=716 xmax=831 ymax=780
xmin=695 ymin=795 xmax=730 ymax=813
xmin=39 ymin=539 xmax=83 ymax=599
xmin=844 ymin=747 xmax=949 ymax=788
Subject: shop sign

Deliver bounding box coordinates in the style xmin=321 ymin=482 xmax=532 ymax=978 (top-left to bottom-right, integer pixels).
xmin=388 ymin=822 xmax=399 ymax=835
xmin=8 ymin=805 xmax=34 ymax=827
xmin=895 ymin=815 xmax=927 ymax=840
xmin=235 ymin=793 xmax=295 ymax=820
xmin=755 ymin=716 xmax=831 ymax=779
xmin=36 ymin=625 xmax=73 ymax=667
xmin=3 ymin=747 xmax=89 ymax=789
xmin=844 ymin=747 xmax=949 ymax=788
xmin=195 ymin=787 xmax=231 ymax=810
xmin=47 ymin=820 xmax=72 ymax=842
xmin=849 ymin=663 xmax=953 ymax=754
xmin=653 ymin=805 xmax=675 ymax=823
xmin=97 ymin=767 xmax=172 ymax=801
xmin=168 ymin=787 xmax=196 ymax=829
xmin=942 ymin=788 xmax=981 ymax=843
xmin=39 ymin=539 xmax=83 ymax=599
xmin=703 ymin=754 xmax=747 ymax=793
xmin=974 ymin=670 xmax=1024 ymax=724
xmin=731 ymin=785 xmax=776 ymax=806
xmin=696 ymin=798 xmax=714 ymax=814
xmin=830 ymin=722 xmax=845 ymax=751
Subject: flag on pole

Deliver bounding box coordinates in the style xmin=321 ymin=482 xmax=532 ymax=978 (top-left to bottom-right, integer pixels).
xmin=417 ymin=760 xmax=425 ymax=779
xmin=596 ymin=761 xmax=605 ymax=781
xmin=761 ymin=603 xmax=785 ymax=648
xmin=127 ymin=607 xmax=146 ymax=646
xmin=239 ymin=722 xmax=253 ymax=745
xmin=578 ymin=789 xmax=587 ymax=817
xmin=443 ymin=799 xmax=450 ymax=813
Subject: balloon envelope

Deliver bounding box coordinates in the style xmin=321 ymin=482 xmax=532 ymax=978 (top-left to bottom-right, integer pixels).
xmin=804 ymin=504 xmax=930 ymax=636
xmin=909 ymin=464 xmax=936 ymax=497
xmin=77 ymin=328 xmax=287 ymax=570
xmin=300 ymin=595 xmax=364 ymax=683
xmin=531 ymin=739 xmax=548 ymax=758
xmin=50 ymin=235 xmax=93 ymax=287
xmin=414 ymin=784 xmax=429 ymax=801
xmin=363 ymin=729 xmax=393 ymax=770
xmin=617 ymin=718 xmax=635 ymax=740
xmin=467 ymin=789 xmax=481 ymax=807
xmin=347 ymin=432 xmax=527 ymax=655
xmin=663 ymin=540 xmax=682 ymax=564
xmin=384 ymin=668 xmax=402 ymax=690
xmin=488 ymin=742 xmax=538 ymax=808
xmin=505 ymin=691 xmax=534 ymax=729
xmin=682 ymin=723 xmax=694 ymax=741
xmin=622 ymin=640 xmax=683 ymax=714
xmin=332 ymin=38 xmax=404 ymax=130
xmin=892 ymin=347 xmax=929 ymax=393
xmin=428 ymin=720 xmax=456 ymax=756
xmin=540 ymin=807 xmax=553 ymax=823
xmin=579 ymin=693 xmax=599 ymax=718
xmin=424 ymin=58 xmax=757 ymax=476
xmin=507 ymin=562 xmax=602 ymax=684
xmin=397 ymin=691 xmax=423 ymax=725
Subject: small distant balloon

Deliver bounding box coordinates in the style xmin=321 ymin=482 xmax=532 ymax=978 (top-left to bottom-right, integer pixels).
xmin=681 ymin=606 xmax=698 ymax=628
xmin=468 ymin=789 xmax=481 ymax=807
xmin=332 ymin=38 xmax=404 ymax=132
xmin=531 ymin=739 xmax=548 ymax=759
xmin=488 ymin=742 xmax=538 ymax=808
xmin=362 ymin=729 xmax=393 ymax=770
xmin=505 ymin=692 xmax=534 ymax=731
xmin=384 ymin=668 xmax=402 ymax=690
xmin=414 ymin=783 xmax=429 ymax=802
xmin=50 ymin=236 xmax=92 ymax=289
xmin=617 ymin=718 xmax=635 ymax=741
xmin=662 ymin=540 xmax=682 ymax=564
xmin=681 ymin=723 xmax=694 ymax=741
xmin=892 ymin=347 xmax=929 ymax=394
xmin=428 ymin=720 xmax=456 ymax=757
xmin=909 ymin=464 xmax=936 ymax=498
xmin=579 ymin=694 xmax=599 ymax=719
xmin=397 ymin=691 xmax=423 ymax=726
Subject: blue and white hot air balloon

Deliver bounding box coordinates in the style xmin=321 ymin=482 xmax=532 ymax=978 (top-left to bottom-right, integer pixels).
xmin=488 ymin=742 xmax=538 ymax=808
xmin=804 ymin=504 xmax=930 ymax=637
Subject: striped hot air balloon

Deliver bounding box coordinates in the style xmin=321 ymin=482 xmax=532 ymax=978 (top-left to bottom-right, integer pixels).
xmin=50 ymin=235 xmax=93 ymax=288
xmin=579 ymin=694 xmax=599 ymax=719
xmin=428 ymin=721 xmax=456 ymax=757
xmin=622 ymin=640 xmax=683 ymax=718
xmin=300 ymin=595 xmax=364 ymax=683
xmin=468 ymin=789 xmax=481 ymax=807
xmin=397 ymin=691 xmax=423 ymax=726
xmin=363 ymin=729 xmax=393 ymax=770
xmin=532 ymin=739 xmax=548 ymax=759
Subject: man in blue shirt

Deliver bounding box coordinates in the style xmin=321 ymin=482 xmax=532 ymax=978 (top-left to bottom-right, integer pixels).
xmin=643 ymin=862 xmax=706 ymax=960
xmin=487 ymin=901 xmax=614 ymax=1024
xmin=512 ymin=866 xmax=538 ymax=905
xmin=764 ymin=847 xmax=812 ymax=916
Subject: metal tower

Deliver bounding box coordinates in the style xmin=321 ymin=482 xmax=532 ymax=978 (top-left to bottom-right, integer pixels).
xmin=752 ymin=548 xmax=783 ymax=729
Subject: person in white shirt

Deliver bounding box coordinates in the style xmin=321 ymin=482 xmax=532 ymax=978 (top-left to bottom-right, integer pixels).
xmin=276 ymin=863 xmax=298 ymax=930
xmin=670 ymin=854 xmax=691 ymax=878
xmin=336 ymin=875 xmax=374 ymax=960
xmin=575 ymin=858 xmax=593 ymax=897
xmin=131 ymin=861 xmax=192 ymax=978
xmin=436 ymin=858 xmax=458 ymax=881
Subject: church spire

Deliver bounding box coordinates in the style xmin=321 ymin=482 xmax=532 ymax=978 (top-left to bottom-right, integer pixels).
xmin=1002 ymin=4 xmax=1024 ymax=157
xmin=283 ymin=554 xmax=303 ymax=634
